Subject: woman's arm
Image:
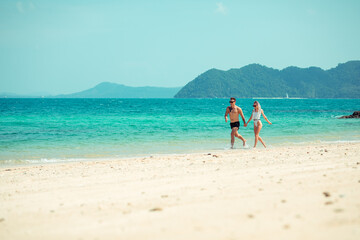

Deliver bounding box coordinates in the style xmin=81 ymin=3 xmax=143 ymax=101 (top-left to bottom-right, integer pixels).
xmin=246 ymin=110 xmax=253 ymax=125
xmin=261 ymin=110 xmax=272 ymax=125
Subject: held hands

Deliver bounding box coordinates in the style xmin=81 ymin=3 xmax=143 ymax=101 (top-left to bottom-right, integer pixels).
xmin=244 ymin=123 xmax=247 ymax=127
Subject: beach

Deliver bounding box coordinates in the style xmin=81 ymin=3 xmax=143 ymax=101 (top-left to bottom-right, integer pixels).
xmin=1 ymin=142 xmax=359 ymax=240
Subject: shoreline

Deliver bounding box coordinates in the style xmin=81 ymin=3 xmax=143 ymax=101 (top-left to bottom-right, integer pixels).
xmin=1 ymin=142 xmax=360 ymax=239
xmin=1 ymin=140 xmax=360 ymax=168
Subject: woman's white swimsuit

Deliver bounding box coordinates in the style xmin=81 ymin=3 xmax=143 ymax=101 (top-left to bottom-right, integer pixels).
xmin=252 ymin=110 xmax=261 ymax=127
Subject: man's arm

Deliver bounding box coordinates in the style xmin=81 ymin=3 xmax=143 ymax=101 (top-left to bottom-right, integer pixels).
xmin=225 ymin=107 xmax=230 ymax=122
xmin=239 ymin=107 xmax=246 ymax=126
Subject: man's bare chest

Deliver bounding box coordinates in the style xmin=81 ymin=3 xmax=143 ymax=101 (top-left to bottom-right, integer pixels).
xmin=229 ymin=107 xmax=239 ymax=115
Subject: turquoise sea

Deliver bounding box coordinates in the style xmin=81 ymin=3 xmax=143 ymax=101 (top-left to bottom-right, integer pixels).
xmin=0 ymin=98 xmax=359 ymax=165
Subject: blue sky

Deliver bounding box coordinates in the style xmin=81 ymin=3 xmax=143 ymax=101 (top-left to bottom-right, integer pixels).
xmin=1 ymin=0 xmax=360 ymax=95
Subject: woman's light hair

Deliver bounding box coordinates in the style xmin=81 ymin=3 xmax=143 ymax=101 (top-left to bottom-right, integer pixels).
xmin=254 ymin=101 xmax=261 ymax=111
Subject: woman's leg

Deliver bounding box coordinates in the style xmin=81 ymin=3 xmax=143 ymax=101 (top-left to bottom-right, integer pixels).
xmin=255 ymin=122 xmax=266 ymax=148
xmin=253 ymin=124 xmax=259 ymax=148
xmin=258 ymin=135 xmax=266 ymax=148
xmin=254 ymin=122 xmax=264 ymax=148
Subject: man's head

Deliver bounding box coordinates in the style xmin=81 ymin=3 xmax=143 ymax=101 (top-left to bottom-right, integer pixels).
xmin=229 ymin=97 xmax=236 ymax=105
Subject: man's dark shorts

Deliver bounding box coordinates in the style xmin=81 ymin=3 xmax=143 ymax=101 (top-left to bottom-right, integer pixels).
xmin=230 ymin=121 xmax=240 ymax=129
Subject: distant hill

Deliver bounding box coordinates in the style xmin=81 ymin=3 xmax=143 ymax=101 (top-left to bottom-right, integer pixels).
xmin=174 ymin=61 xmax=360 ymax=98
xmin=55 ymin=82 xmax=182 ymax=98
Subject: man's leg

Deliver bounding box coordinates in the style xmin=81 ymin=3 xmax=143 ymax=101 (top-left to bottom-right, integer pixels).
xmin=231 ymin=128 xmax=237 ymax=148
xmin=234 ymin=131 xmax=247 ymax=146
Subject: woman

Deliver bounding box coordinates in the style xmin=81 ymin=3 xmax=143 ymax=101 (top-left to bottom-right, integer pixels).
xmin=246 ymin=101 xmax=272 ymax=148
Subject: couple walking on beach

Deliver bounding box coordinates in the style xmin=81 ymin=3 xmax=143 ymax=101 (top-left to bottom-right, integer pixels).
xmin=225 ymin=97 xmax=272 ymax=148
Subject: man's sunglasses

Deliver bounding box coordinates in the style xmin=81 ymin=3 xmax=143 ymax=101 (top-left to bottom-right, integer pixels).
xmin=229 ymin=101 xmax=235 ymax=103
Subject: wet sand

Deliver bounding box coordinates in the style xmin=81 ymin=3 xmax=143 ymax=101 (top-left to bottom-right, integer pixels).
xmin=1 ymin=142 xmax=360 ymax=240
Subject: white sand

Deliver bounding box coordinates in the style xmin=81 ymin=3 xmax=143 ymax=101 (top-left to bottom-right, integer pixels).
xmin=1 ymin=142 xmax=360 ymax=240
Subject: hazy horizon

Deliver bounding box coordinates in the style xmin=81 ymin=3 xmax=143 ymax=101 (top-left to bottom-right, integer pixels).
xmin=1 ymin=0 xmax=360 ymax=95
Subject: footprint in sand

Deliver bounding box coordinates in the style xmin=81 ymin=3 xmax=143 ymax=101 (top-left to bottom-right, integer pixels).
xmin=283 ymin=224 xmax=290 ymax=230
xmin=323 ymin=192 xmax=331 ymax=197
xmin=149 ymin=207 xmax=163 ymax=212
xmin=334 ymin=208 xmax=344 ymax=213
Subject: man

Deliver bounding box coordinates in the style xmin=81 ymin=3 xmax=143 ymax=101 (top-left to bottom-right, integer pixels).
xmin=225 ymin=97 xmax=247 ymax=148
